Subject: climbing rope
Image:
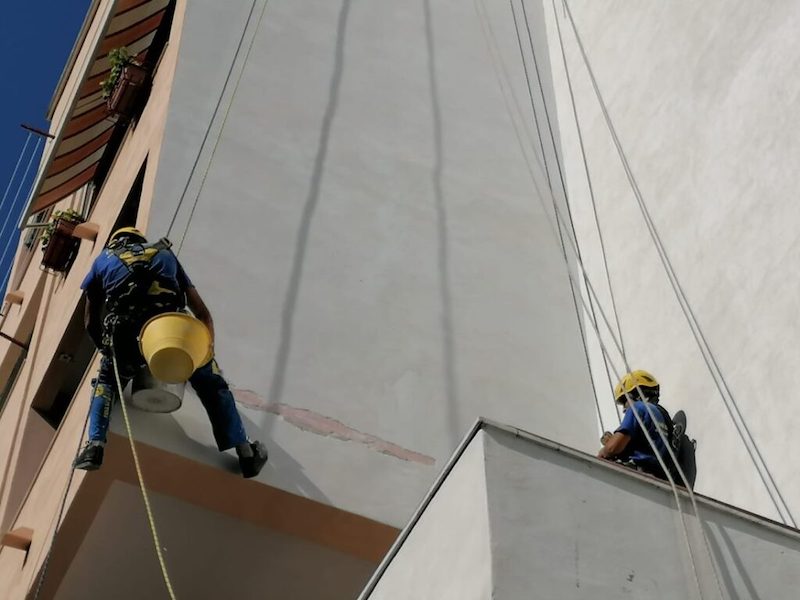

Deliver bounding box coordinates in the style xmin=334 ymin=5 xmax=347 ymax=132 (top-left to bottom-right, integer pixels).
xmin=508 ymin=0 xmax=602 ymax=430
xmin=548 ymin=0 xmax=627 ymax=402
xmin=166 ymin=0 xmax=271 ymax=255
xmin=517 ymin=0 xmax=625 ymax=428
xmin=506 ymin=3 xmax=725 ymax=597
xmin=174 ymin=0 xmax=270 ymax=255
xmin=28 ymin=5 xmax=274 ymax=596
xmin=474 ymin=0 xmax=610 ymax=431
xmin=110 ymin=338 xmax=177 ymax=600
xmin=561 ymin=0 xmax=795 ymax=528
xmin=165 ymin=0 xmax=260 ymax=240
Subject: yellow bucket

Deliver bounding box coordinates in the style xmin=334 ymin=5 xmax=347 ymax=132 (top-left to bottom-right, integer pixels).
xmin=138 ymin=313 xmax=213 ymax=383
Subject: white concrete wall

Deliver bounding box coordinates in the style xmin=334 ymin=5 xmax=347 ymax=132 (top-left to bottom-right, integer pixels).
xmin=364 ymin=423 xmax=800 ymax=599
xmin=133 ymin=0 xmax=600 ymax=527
xmin=368 ymin=431 xmax=492 ymax=600
xmin=544 ymin=0 xmax=800 ymax=522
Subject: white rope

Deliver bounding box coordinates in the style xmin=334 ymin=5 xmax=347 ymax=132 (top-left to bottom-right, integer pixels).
xmin=561 ymin=0 xmax=795 ymax=529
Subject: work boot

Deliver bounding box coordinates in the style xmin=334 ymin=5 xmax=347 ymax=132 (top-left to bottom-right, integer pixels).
xmin=238 ymin=441 xmax=268 ymax=479
xmin=74 ymin=442 xmax=104 ymax=471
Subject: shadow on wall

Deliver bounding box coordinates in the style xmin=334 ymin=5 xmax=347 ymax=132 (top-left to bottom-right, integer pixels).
xmin=423 ymin=0 xmax=461 ymax=447
xmin=239 ymin=412 xmax=332 ymax=504
xmin=704 ymin=518 xmax=764 ymax=600
xmin=266 ymin=0 xmax=353 ymax=418
xmin=266 ymin=0 xmax=463 ymax=450
xmin=139 ymin=406 xmax=333 ymax=505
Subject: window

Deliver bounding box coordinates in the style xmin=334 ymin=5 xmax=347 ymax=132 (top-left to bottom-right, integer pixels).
xmin=90 ymin=0 xmax=176 ymax=201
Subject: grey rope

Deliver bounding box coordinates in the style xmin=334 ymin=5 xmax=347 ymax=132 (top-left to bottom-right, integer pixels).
xmin=165 ymin=0 xmax=261 ymax=240
xmin=510 ymin=4 xmax=726 ymax=596
xmin=515 ymin=0 xmax=616 ymax=428
xmin=508 ymin=0 xmax=602 ymax=430
xmin=174 ymin=0 xmax=271 ymax=255
xmin=550 ymin=0 xmax=626 ymax=362
xmin=474 ymin=0 xmax=606 ymax=432
xmin=562 ymin=0 xmax=795 ymax=528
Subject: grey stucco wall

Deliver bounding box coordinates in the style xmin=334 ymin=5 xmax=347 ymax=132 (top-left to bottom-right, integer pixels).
xmin=367 ymin=430 xmax=493 ymax=600
xmin=140 ymin=0 xmax=598 ymax=526
xmin=365 ymin=424 xmax=800 ymax=599
xmin=544 ymin=0 xmax=800 ymax=522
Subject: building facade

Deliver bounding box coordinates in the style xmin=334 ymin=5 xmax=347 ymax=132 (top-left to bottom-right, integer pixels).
xmin=548 ymin=0 xmax=800 ymax=525
xmin=0 ymin=1 xmax=601 ymax=597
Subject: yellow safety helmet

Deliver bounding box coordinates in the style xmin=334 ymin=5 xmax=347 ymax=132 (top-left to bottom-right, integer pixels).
xmin=109 ymin=226 xmax=146 ymax=245
xmin=614 ymin=370 xmax=660 ymax=404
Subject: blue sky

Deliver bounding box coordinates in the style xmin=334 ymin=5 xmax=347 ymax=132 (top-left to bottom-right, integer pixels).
xmin=0 ymin=1 xmax=91 ymax=295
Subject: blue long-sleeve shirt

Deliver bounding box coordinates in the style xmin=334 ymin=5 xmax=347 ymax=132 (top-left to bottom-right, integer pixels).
xmin=615 ymin=400 xmax=670 ymax=470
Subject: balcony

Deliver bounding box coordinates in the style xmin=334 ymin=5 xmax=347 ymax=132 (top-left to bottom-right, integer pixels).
xmin=361 ymin=420 xmax=800 ymax=599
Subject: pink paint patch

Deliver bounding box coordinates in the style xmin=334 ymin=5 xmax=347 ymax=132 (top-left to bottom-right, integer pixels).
xmin=233 ymin=389 xmax=435 ymax=466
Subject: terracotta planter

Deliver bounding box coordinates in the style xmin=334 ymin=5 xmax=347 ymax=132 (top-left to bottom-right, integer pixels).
xmin=41 ymin=220 xmax=81 ymax=273
xmin=106 ymin=64 xmax=149 ymax=119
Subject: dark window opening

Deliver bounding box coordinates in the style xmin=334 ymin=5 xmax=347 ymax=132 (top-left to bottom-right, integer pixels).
xmin=111 ymin=160 xmax=146 ymax=234
xmin=91 ymin=0 xmax=176 ymax=201
xmin=31 ymin=296 xmax=96 ymax=428
xmin=0 ymin=335 xmax=31 ymax=411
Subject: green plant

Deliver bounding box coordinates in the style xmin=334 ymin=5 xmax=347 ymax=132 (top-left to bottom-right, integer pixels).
xmin=40 ymin=209 xmax=84 ymax=249
xmin=100 ymin=47 xmax=135 ymax=99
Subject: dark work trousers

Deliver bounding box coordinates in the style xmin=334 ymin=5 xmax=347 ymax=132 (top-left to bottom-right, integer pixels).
xmin=88 ymin=353 xmax=248 ymax=451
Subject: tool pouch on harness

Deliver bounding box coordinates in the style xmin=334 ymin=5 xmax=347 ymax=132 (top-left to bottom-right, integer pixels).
xmin=101 ymin=238 xmax=185 ymax=370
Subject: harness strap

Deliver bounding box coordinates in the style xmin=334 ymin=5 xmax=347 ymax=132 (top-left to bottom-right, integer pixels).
xmin=105 ymin=237 xmax=185 ymax=317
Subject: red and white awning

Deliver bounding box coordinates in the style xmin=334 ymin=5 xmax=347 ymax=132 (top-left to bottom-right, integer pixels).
xmin=29 ymin=0 xmax=171 ymax=214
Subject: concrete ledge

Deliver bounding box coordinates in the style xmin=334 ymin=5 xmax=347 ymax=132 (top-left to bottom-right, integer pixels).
xmin=4 ymin=290 xmax=24 ymax=305
xmin=1 ymin=527 xmax=33 ymax=552
xmin=72 ymin=222 xmax=100 ymax=241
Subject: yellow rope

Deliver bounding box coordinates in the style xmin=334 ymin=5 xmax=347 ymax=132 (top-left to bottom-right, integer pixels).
xmin=111 ymin=350 xmax=177 ymax=600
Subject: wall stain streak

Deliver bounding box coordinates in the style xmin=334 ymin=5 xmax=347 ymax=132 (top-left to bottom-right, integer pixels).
xmin=233 ymin=389 xmax=436 ymax=466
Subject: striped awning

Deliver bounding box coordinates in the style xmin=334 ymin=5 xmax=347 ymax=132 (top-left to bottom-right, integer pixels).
xmin=29 ymin=0 xmax=171 ymax=214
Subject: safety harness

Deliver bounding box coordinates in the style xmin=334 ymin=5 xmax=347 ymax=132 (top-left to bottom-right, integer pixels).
xmin=105 ymin=237 xmax=185 ymax=315
xmin=101 ymin=237 xmax=185 ymax=356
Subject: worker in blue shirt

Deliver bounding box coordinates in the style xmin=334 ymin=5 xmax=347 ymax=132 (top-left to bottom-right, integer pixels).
xmin=598 ymin=370 xmax=673 ymax=480
xmin=74 ymin=227 xmax=268 ymax=478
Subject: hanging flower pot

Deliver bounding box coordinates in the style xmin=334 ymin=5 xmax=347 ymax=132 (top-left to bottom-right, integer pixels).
xmin=40 ymin=210 xmax=84 ymax=273
xmin=106 ymin=64 xmax=149 ymax=119
xmin=101 ymin=48 xmax=150 ymax=120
